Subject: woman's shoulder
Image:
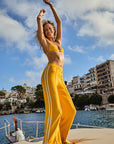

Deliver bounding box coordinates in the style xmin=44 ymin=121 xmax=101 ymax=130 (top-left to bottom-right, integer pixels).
xmin=40 ymin=38 xmax=50 ymax=54
xmin=55 ymin=39 xmax=62 ymax=46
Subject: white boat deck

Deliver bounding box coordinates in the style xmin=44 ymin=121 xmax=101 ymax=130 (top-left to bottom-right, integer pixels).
xmin=15 ymin=128 xmax=114 ymax=144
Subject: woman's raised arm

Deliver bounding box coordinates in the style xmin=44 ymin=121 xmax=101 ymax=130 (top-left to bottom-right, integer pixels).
xmin=43 ymin=0 xmax=62 ymax=44
xmin=37 ymin=9 xmax=48 ymax=53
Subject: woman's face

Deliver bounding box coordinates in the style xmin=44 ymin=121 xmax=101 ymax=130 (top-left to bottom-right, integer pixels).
xmin=44 ymin=23 xmax=55 ymax=39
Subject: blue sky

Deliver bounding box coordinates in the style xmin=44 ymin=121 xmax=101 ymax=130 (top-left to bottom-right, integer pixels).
xmin=0 ymin=0 xmax=114 ymax=92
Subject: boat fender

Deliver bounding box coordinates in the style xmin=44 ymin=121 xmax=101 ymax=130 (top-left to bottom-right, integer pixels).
xmin=16 ymin=128 xmax=25 ymax=141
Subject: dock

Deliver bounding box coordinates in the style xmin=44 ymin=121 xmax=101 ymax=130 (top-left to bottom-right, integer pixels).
xmin=15 ymin=128 xmax=114 ymax=144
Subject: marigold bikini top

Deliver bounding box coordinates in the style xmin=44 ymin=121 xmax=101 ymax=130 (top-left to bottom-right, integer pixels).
xmin=46 ymin=42 xmax=64 ymax=54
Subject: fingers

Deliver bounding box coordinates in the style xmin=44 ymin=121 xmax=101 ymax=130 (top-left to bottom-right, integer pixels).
xmin=37 ymin=9 xmax=46 ymax=20
xmin=43 ymin=9 xmax=46 ymax=13
xmin=41 ymin=9 xmax=46 ymax=14
xmin=39 ymin=9 xmax=46 ymax=16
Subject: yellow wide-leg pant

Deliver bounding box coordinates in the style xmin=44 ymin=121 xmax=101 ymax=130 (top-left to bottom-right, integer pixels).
xmin=41 ymin=63 xmax=76 ymax=144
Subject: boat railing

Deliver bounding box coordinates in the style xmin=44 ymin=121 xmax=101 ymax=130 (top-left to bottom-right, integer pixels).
xmin=3 ymin=119 xmax=11 ymax=137
xmin=16 ymin=118 xmax=44 ymax=138
xmin=2 ymin=118 xmax=45 ymax=142
xmin=72 ymin=123 xmax=104 ymax=129
xmin=2 ymin=118 xmax=106 ymax=142
xmin=15 ymin=119 xmax=105 ymax=138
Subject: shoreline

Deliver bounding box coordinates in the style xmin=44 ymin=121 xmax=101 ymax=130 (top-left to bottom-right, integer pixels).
xmin=0 ymin=108 xmax=45 ymax=116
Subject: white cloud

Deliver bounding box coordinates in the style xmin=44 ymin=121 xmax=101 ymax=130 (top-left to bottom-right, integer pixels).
xmin=9 ymin=77 xmax=15 ymax=83
xmin=64 ymin=55 xmax=72 ymax=64
xmin=25 ymin=71 xmax=41 ymax=80
xmin=8 ymin=71 xmax=42 ymax=87
xmin=1 ymin=0 xmax=114 ymax=50
xmin=56 ymin=0 xmax=114 ymax=46
xmin=68 ymin=45 xmax=85 ymax=53
xmin=96 ymin=56 xmax=105 ymax=62
xmin=3 ymin=0 xmax=53 ymax=29
xmin=22 ymin=70 xmax=42 ymax=86
xmin=0 ymin=0 xmax=55 ymax=56
xmin=0 ymin=14 xmax=28 ymax=42
xmin=78 ymin=11 xmax=114 ymax=45
xmin=0 ymin=12 xmax=39 ymax=55
xmin=109 ymin=54 xmax=114 ymax=60
xmin=56 ymin=0 xmax=114 ymax=21
xmin=25 ymin=54 xmax=48 ymax=69
xmin=89 ymin=56 xmax=105 ymax=62
xmin=3 ymin=0 xmax=38 ymax=28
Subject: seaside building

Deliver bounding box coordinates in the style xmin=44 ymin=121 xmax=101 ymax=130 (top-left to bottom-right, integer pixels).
xmin=0 ymin=89 xmax=10 ymax=103
xmin=96 ymin=60 xmax=114 ymax=104
xmin=67 ymin=60 xmax=114 ymax=104
xmin=0 ymin=84 xmax=36 ymax=104
xmin=67 ymin=83 xmax=74 ymax=94
xmin=67 ymin=76 xmax=83 ymax=95
xmin=96 ymin=60 xmax=114 ymax=94
xmin=0 ymin=97 xmax=6 ymax=103
xmin=84 ymin=67 xmax=97 ymax=92
xmin=67 ymin=67 xmax=97 ymax=95
xmin=23 ymin=83 xmax=36 ymax=100
xmin=9 ymin=91 xmax=18 ymax=102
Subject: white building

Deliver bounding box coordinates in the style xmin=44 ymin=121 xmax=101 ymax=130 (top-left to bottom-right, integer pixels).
xmin=67 ymin=67 xmax=97 ymax=95
xmin=0 ymin=98 xmax=6 ymax=103
xmin=0 ymin=89 xmax=10 ymax=103
xmin=23 ymin=83 xmax=36 ymax=99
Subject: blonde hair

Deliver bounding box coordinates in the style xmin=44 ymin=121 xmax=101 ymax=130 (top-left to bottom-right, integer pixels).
xmin=36 ymin=20 xmax=57 ymax=42
xmin=43 ymin=20 xmax=57 ymax=38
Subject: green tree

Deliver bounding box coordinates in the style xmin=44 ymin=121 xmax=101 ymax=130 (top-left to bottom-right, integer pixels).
xmin=26 ymin=97 xmax=30 ymax=103
xmin=21 ymin=103 xmax=25 ymax=109
xmin=36 ymin=84 xmax=42 ymax=91
xmin=0 ymin=91 xmax=5 ymax=96
xmin=11 ymin=85 xmax=26 ymax=99
xmin=0 ymin=103 xmax=3 ymax=111
xmin=35 ymin=89 xmax=43 ymax=100
xmin=35 ymin=84 xmax=44 ymax=108
xmin=28 ymin=101 xmax=35 ymax=108
xmin=73 ymin=94 xmax=79 ymax=106
xmin=34 ymin=99 xmax=44 ymax=108
xmin=78 ymin=95 xmax=90 ymax=108
xmin=73 ymin=95 xmax=90 ymax=109
xmin=108 ymin=95 xmax=114 ymax=103
xmin=89 ymin=93 xmax=102 ymax=105
xmin=35 ymin=84 xmax=44 ymax=100
xmin=4 ymin=102 xmax=11 ymax=110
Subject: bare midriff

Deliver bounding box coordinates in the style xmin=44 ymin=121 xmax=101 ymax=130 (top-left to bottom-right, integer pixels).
xmin=47 ymin=51 xmax=64 ymax=67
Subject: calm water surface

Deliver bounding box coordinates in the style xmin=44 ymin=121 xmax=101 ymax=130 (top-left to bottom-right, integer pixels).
xmin=0 ymin=110 xmax=114 ymax=144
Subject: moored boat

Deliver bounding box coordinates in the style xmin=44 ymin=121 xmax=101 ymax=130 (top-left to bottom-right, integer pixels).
xmin=106 ymin=104 xmax=114 ymax=111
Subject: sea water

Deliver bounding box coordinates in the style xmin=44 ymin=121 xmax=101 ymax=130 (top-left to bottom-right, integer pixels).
xmin=0 ymin=110 xmax=114 ymax=144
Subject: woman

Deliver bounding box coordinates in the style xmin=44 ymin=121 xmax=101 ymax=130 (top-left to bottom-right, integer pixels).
xmin=36 ymin=0 xmax=76 ymax=144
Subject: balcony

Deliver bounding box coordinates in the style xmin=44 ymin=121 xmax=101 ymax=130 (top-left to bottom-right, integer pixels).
xmin=97 ymin=71 xmax=110 ymax=77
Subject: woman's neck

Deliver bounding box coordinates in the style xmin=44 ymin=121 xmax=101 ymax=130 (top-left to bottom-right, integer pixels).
xmin=48 ymin=37 xmax=55 ymax=42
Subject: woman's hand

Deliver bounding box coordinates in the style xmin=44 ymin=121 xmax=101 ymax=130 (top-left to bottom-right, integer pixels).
xmin=37 ymin=9 xmax=46 ymax=20
xmin=43 ymin=0 xmax=52 ymax=6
